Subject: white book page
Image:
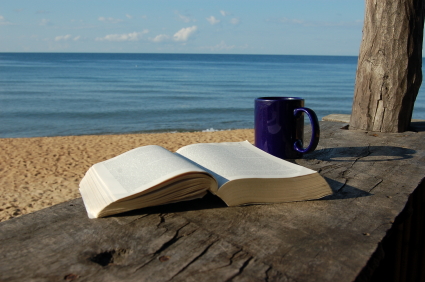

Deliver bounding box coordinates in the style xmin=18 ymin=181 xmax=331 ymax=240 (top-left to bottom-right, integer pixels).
xmin=92 ymin=145 xmax=207 ymax=200
xmin=176 ymin=141 xmax=316 ymax=187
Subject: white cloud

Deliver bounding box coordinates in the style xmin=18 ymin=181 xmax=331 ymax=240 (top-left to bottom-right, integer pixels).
xmin=126 ymin=14 xmax=133 ymax=19
xmin=200 ymin=41 xmax=249 ymax=52
xmin=0 ymin=15 xmax=12 ymax=25
xmin=95 ymin=30 xmax=149 ymax=42
xmin=282 ymin=18 xmax=304 ymax=24
xmin=0 ymin=15 xmax=10 ymax=25
xmin=98 ymin=17 xmax=123 ymax=24
xmin=178 ymin=14 xmax=191 ymax=23
xmin=39 ymin=18 xmax=51 ymax=26
xmin=206 ymin=41 xmax=236 ymax=51
xmin=55 ymin=34 xmax=72 ymax=41
xmin=173 ymin=26 xmax=197 ymax=42
xmin=230 ymin=18 xmax=240 ymax=25
xmin=174 ymin=11 xmax=196 ymax=23
xmin=150 ymin=34 xmax=170 ymax=43
xmin=206 ymin=16 xmax=220 ymax=25
xmin=267 ymin=17 xmax=362 ymax=28
xmin=55 ymin=35 xmax=82 ymax=42
xmin=220 ymin=10 xmax=229 ymax=16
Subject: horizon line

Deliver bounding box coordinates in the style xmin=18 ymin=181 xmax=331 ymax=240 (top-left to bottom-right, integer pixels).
xmin=0 ymin=51 xmax=360 ymax=57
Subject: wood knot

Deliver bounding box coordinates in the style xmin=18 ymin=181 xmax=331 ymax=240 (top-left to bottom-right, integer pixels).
xmin=89 ymin=249 xmax=131 ymax=266
xmin=64 ymin=273 xmax=79 ymax=281
xmin=159 ymin=255 xmax=170 ymax=262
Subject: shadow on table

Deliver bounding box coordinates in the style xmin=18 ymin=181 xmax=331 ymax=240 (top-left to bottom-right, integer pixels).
xmin=112 ymin=193 xmax=227 ymax=220
xmin=111 ymin=178 xmax=369 ymax=221
xmin=304 ymin=146 xmax=416 ymax=162
xmin=321 ymin=177 xmax=372 ymax=200
xmin=113 ymin=145 xmax=410 ymax=219
xmin=410 ymin=121 xmax=425 ymax=132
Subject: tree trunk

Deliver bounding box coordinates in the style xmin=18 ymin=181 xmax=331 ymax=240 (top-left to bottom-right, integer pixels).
xmin=350 ymin=0 xmax=425 ymax=132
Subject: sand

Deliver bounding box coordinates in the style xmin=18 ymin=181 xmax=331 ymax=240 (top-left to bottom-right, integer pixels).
xmin=0 ymin=129 xmax=254 ymax=222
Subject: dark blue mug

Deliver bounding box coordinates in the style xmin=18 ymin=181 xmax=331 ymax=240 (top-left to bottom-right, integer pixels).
xmin=255 ymin=97 xmax=320 ymax=159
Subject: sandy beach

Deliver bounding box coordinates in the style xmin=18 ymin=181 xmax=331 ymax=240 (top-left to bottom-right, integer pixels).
xmin=0 ymin=129 xmax=254 ymax=222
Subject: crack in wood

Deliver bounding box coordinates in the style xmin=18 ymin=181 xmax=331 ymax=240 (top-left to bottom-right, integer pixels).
xmin=265 ymin=266 xmax=273 ymax=282
xmin=153 ymin=221 xmax=191 ymax=256
xmin=167 ymin=237 xmax=219 ymax=281
xmin=224 ymin=256 xmax=253 ymax=282
xmin=336 ymin=178 xmax=349 ymax=193
xmin=113 ymin=214 xmax=150 ymax=225
xmin=131 ymin=221 xmax=192 ymax=273
xmin=318 ymin=163 xmax=346 ymax=174
xmin=156 ymin=213 xmax=166 ymax=229
xmin=337 ymin=145 xmax=373 ymax=194
xmin=368 ymin=179 xmax=384 ymax=193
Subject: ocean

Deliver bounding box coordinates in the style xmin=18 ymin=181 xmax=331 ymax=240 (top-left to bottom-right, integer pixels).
xmin=0 ymin=53 xmax=424 ymax=138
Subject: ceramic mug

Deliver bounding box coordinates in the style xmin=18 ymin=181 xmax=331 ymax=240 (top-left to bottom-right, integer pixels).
xmin=254 ymin=97 xmax=320 ymax=159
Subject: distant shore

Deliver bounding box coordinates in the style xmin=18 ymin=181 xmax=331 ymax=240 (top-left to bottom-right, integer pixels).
xmin=0 ymin=129 xmax=254 ymax=222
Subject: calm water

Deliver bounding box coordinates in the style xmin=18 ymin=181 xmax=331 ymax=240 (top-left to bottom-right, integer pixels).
xmin=0 ymin=53 xmax=424 ymax=138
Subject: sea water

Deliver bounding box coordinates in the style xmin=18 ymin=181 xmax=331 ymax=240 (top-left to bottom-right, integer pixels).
xmin=0 ymin=53 xmax=424 ymax=138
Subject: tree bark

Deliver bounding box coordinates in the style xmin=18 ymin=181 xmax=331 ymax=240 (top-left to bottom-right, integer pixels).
xmin=350 ymin=0 xmax=425 ymax=132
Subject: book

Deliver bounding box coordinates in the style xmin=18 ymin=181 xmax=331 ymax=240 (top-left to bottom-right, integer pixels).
xmin=79 ymin=141 xmax=332 ymax=218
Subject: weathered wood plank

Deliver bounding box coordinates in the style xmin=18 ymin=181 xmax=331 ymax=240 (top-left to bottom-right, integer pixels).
xmin=0 ymin=121 xmax=424 ymax=282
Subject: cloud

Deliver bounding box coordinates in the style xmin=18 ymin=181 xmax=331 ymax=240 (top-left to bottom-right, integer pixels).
xmin=220 ymin=10 xmax=229 ymax=17
xmin=0 ymin=15 xmax=13 ymax=26
xmin=55 ymin=34 xmax=72 ymax=41
xmin=126 ymin=14 xmax=133 ymax=19
xmin=200 ymin=41 xmax=248 ymax=52
xmin=95 ymin=30 xmax=149 ymax=42
xmin=175 ymin=12 xmax=195 ymax=23
xmin=0 ymin=15 xmax=11 ymax=25
xmin=267 ymin=17 xmax=362 ymax=27
xmin=39 ymin=19 xmax=52 ymax=26
xmin=150 ymin=34 xmax=170 ymax=43
xmin=173 ymin=26 xmax=197 ymax=42
xmin=54 ymin=35 xmax=81 ymax=41
xmin=278 ymin=18 xmax=305 ymax=25
xmin=178 ymin=14 xmax=190 ymax=23
xmin=205 ymin=41 xmax=236 ymax=51
xmin=98 ymin=17 xmax=123 ymax=24
xmin=230 ymin=18 xmax=240 ymax=25
xmin=206 ymin=16 xmax=220 ymax=25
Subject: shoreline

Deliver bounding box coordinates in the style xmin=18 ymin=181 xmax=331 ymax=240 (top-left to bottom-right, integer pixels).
xmin=0 ymin=127 xmax=241 ymax=140
xmin=0 ymin=129 xmax=254 ymax=222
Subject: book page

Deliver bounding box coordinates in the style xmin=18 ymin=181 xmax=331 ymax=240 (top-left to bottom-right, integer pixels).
xmin=92 ymin=145 xmax=208 ymax=200
xmin=176 ymin=141 xmax=316 ymax=187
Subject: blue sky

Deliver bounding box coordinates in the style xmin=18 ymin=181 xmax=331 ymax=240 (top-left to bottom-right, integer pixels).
xmin=0 ymin=0 xmax=365 ymax=55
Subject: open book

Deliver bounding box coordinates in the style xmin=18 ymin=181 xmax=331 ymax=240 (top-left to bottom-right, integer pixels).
xmin=79 ymin=141 xmax=332 ymax=218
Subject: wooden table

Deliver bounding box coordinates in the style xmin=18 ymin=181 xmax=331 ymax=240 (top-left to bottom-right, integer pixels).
xmin=1 ymin=121 xmax=424 ymax=282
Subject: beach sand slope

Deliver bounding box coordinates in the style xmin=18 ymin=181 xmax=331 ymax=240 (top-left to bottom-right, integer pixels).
xmin=0 ymin=129 xmax=254 ymax=222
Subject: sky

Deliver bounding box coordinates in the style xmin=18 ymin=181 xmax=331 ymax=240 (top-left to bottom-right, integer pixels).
xmin=0 ymin=0 xmax=365 ymax=55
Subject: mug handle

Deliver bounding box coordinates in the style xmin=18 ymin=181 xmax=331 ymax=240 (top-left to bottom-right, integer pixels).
xmin=293 ymin=107 xmax=320 ymax=153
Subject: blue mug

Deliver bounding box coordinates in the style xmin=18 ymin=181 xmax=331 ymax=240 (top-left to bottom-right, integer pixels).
xmin=255 ymin=97 xmax=320 ymax=159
